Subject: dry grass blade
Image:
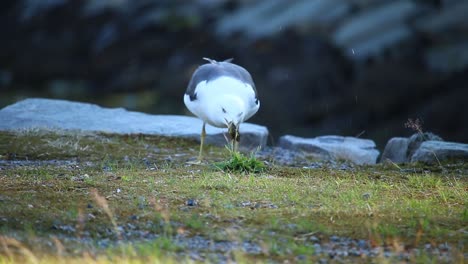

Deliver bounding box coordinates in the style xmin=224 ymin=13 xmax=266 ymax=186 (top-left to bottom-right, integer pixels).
xmin=90 ymin=188 xmax=121 ymax=240
xmin=0 ymin=236 xmax=38 ymax=264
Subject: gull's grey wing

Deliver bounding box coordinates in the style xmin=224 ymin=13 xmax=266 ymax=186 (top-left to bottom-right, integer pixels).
xmin=185 ymin=59 xmax=257 ymax=101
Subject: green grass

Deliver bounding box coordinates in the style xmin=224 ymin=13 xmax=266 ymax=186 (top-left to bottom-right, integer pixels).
xmin=213 ymin=146 xmax=266 ymax=173
xmin=0 ymin=131 xmax=467 ymax=263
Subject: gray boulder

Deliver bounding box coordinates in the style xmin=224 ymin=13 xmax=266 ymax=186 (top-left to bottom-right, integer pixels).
xmin=381 ymin=132 xmax=468 ymax=163
xmin=0 ymin=98 xmax=268 ymax=150
xmin=381 ymin=133 xmax=445 ymax=163
xmin=278 ymin=135 xmax=379 ymax=165
xmin=381 ymin=137 xmax=409 ymax=163
xmin=407 ymin=132 xmax=443 ymax=159
xmin=411 ymin=141 xmax=468 ymax=163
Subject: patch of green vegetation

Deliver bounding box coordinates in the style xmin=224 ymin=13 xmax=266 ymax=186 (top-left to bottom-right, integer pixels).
xmin=213 ymin=147 xmax=266 ymax=173
xmin=0 ymin=131 xmax=467 ymax=263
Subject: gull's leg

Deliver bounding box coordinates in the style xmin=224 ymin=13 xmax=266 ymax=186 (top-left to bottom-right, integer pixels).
xmin=229 ymin=138 xmax=235 ymax=153
xmin=227 ymin=123 xmax=240 ymax=153
xmin=198 ymin=122 xmax=206 ymax=161
xmin=233 ymin=127 xmax=240 ymax=153
xmin=233 ymin=140 xmax=238 ymax=153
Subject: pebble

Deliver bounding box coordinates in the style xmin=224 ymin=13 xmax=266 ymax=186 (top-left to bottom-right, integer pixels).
xmin=186 ymin=199 xmax=197 ymax=206
xmin=357 ymin=239 xmax=368 ymax=249
xmin=129 ymin=215 xmax=139 ymax=221
xmin=362 ymin=192 xmax=371 ymax=200
xmin=310 ymin=236 xmax=320 ymax=243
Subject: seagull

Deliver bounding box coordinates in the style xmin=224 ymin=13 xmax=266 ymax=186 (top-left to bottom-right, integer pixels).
xmin=184 ymin=58 xmax=260 ymax=162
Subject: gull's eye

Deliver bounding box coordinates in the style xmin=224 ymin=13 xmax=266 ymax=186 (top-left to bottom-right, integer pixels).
xmin=255 ymin=98 xmax=259 ymax=105
xmin=222 ymin=107 xmax=227 ymax=113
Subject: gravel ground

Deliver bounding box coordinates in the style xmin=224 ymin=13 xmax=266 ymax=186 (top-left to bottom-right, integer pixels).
xmin=0 ymin=146 xmax=356 ymax=171
xmin=36 ymin=228 xmax=463 ymax=263
xmin=176 ymin=234 xmax=464 ymax=263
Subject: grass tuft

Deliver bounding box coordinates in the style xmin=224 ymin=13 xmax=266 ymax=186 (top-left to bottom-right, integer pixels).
xmin=213 ymin=147 xmax=266 ymax=173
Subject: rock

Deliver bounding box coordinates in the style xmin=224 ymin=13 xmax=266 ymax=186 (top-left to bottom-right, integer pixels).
xmin=362 ymin=192 xmax=371 ymax=200
xmin=0 ymin=98 xmax=268 ymax=150
xmin=381 ymin=137 xmax=409 ymax=163
xmin=278 ymin=135 xmax=379 ymax=165
xmin=380 ymin=133 xmax=443 ymax=164
xmin=186 ymin=199 xmax=197 ymax=207
xmin=411 ymin=141 xmax=468 ymax=163
xmin=407 ymin=132 xmax=443 ymax=159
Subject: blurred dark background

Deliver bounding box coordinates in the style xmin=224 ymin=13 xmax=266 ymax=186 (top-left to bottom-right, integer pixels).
xmin=1 ymin=0 xmax=467 ymax=148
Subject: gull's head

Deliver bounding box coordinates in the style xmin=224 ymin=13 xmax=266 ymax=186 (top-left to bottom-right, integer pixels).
xmin=219 ymin=102 xmax=245 ymax=129
xmin=208 ymin=95 xmax=246 ymax=140
xmin=227 ymin=121 xmax=240 ymax=142
xmin=225 ymin=112 xmax=242 ymax=142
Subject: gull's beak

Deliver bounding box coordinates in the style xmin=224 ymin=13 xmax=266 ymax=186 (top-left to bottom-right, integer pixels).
xmin=228 ymin=122 xmax=240 ymax=142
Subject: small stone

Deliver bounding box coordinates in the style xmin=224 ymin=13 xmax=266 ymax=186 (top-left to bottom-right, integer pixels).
xmin=186 ymin=199 xmax=197 ymax=206
xmin=240 ymin=201 xmax=252 ymax=207
xmin=189 ymin=252 xmax=203 ymax=261
xmin=313 ymin=243 xmax=322 ymax=253
xmin=138 ymin=196 xmax=146 ymax=209
xmin=98 ymin=239 xmax=110 ymax=248
xmin=319 ymin=258 xmax=328 ymax=264
xmin=129 ymin=215 xmax=139 ymax=221
xmin=348 ymin=248 xmax=361 ymax=256
xmin=439 ymin=243 xmax=451 ymax=251
xmin=310 ymin=236 xmax=320 ymax=243
xmin=362 ymin=192 xmax=371 ymax=200
xmin=357 ymin=239 xmax=368 ymax=249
